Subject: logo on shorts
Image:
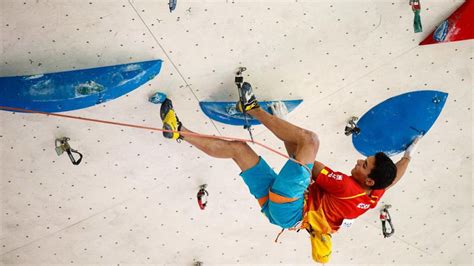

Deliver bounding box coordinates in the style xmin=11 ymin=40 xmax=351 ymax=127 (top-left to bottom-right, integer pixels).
xmin=357 ymin=203 xmax=370 ymax=209
xmin=328 ymin=172 xmax=343 ymax=181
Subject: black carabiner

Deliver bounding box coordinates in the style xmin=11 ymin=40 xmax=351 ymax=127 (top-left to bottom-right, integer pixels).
xmin=55 ymin=137 xmax=83 ymax=166
xmin=66 ymin=148 xmax=83 ymax=165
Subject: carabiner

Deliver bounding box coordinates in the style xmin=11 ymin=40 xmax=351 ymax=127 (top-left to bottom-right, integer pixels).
xmin=55 ymin=137 xmax=83 ymax=165
xmin=380 ymin=204 xmax=395 ymax=238
xmin=197 ymin=184 xmax=209 ymax=210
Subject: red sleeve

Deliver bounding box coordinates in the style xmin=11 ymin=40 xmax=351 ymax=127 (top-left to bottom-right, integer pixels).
xmin=315 ymin=167 xmax=347 ymax=195
xmin=369 ymin=189 xmax=386 ymax=208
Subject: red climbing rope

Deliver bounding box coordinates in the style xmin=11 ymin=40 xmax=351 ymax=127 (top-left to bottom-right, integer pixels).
xmin=0 ymin=106 xmax=312 ymax=173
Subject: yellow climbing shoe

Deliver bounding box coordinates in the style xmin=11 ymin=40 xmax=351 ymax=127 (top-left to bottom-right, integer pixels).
xmin=160 ymin=98 xmax=183 ymax=140
xmin=236 ymin=82 xmax=260 ymax=112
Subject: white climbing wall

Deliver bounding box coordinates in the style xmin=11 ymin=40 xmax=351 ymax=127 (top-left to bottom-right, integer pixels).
xmin=1 ymin=0 xmax=472 ymax=265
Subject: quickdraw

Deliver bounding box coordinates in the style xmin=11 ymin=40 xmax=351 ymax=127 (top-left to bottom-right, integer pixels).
xmin=169 ymin=0 xmax=177 ymax=12
xmin=344 ymin=116 xmax=360 ymax=136
xmin=55 ymin=137 xmax=83 ymax=165
xmin=380 ymin=204 xmax=395 ymax=238
xmin=197 ymin=184 xmax=209 ymax=210
xmin=234 ymin=67 xmax=254 ymax=143
xmin=410 ymin=0 xmax=423 ymax=33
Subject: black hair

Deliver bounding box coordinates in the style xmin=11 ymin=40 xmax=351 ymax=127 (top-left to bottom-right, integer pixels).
xmin=368 ymin=152 xmax=397 ymax=190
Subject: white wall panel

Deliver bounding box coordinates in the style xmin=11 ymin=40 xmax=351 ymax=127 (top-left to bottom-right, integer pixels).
xmin=1 ymin=0 xmax=471 ymax=265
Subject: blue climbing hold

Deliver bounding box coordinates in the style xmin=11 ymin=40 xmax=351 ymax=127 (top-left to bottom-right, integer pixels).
xmin=352 ymin=90 xmax=448 ymax=156
xmin=199 ymin=100 xmax=303 ymax=126
xmin=0 ymin=60 xmax=163 ymax=113
xmin=149 ymin=92 xmax=168 ymax=104
xmin=434 ymin=20 xmax=449 ymax=42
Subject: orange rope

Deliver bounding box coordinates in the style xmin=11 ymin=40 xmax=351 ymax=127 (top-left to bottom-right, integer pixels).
xmin=0 ymin=105 xmax=312 ymax=173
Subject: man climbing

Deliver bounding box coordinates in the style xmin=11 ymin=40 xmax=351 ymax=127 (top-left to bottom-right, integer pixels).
xmin=159 ymin=82 xmax=421 ymax=263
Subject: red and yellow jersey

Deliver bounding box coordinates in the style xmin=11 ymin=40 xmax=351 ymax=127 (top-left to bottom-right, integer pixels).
xmin=307 ymin=166 xmax=385 ymax=232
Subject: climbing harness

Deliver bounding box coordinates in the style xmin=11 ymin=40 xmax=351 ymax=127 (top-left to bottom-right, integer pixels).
xmin=196 ymin=184 xmax=209 ymax=210
xmin=55 ymin=137 xmax=83 ymax=165
xmin=234 ymin=67 xmax=254 ymax=143
xmin=380 ymin=204 xmax=395 ymax=238
xmin=344 ymin=116 xmax=360 ymax=136
xmin=274 ymin=184 xmax=313 ymax=243
xmin=410 ymin=0 xmax=423 ymax=33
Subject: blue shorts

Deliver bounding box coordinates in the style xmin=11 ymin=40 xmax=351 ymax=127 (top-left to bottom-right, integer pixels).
xmin=240 ymin=156 xmax=313 ymax=228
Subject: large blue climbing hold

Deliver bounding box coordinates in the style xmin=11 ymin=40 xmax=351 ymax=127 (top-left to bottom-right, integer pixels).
xmin=0 ymin=60 xmax=163 ymax=113
xmin=352 ymin=90 xmax=448 ymax=156
xmin=200 ymin=100 xmax=303 ymax=126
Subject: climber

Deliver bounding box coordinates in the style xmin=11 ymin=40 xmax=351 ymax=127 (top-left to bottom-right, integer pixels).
xmin=159 ymin=82 xmax=421 ymax=263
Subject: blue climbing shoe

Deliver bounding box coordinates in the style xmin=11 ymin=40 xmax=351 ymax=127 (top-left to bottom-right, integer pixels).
xmin=160 ymin=98 xmax=183 ymax=140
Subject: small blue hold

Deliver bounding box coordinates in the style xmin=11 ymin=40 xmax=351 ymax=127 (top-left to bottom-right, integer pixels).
xmin=434 ymin=20 xmax=449 ymax=42
xmin=149 ymin=92 xmax=167 ymax=104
